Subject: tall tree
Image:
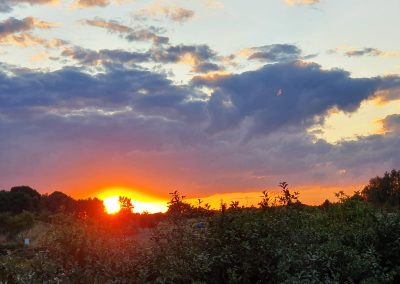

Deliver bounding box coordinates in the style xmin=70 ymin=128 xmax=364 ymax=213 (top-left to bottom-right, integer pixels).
xmin=362 ymin=169 xmax=400 ymax=206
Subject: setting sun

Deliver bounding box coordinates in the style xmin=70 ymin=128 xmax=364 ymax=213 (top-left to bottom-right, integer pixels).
xmin=97 ymin=187 xmax=168 ymax=214
xmin=103 ymin=196 xmax=121 ymax=214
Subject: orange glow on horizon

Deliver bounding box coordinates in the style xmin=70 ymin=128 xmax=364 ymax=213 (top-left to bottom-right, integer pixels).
xmin=96 ymin=187 xmax=168 ymax=214
xmin=95 ymin=184 xmax=362 ymax=214
xmin=185 ymin=185 xmax=363 ymax=209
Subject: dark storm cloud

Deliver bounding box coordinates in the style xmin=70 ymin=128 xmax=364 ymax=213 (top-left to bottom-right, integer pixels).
xmin=0 ymin=65 xmax=194 ymax=115
xmin=82 ymin=18 xmax=169 ymax=45
xmin=1 ymin=61 xmax=400 ymax=194
xmin=247 ymin=44 xmax=310 ymax=62
xmin=193 ymin=61 xmax=386 ymax=135
xmin=1 ymin=60 xmax=398 ymax=137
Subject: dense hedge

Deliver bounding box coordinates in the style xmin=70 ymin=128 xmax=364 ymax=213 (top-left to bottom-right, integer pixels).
xmin=1 ymin=199 xmax=400 ymax=283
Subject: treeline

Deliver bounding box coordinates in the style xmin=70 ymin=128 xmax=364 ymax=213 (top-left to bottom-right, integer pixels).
xmin=0 ymin=186 xmax=104 ymax=217
xmin=2 ymin=168 xmax=400 ymax=216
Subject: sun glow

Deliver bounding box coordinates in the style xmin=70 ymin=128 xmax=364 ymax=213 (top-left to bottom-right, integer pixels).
xmin=97 ymin=187 xmax=168 ymax=214
xmin=103 ymin=196 xmax=121 ymax=214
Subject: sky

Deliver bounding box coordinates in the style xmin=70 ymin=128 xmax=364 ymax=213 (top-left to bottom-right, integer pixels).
xmin=1 ymin=0 xmax=400 ymax=205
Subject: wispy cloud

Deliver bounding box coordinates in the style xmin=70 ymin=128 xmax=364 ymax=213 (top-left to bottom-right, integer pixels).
xmin=236 ymin=44 xmax=316 ymax=63
xmin=73 ymin=0 xmax=110 ymax=8
xmin=330 ymin=46 xmax=400 ymax=58
xmin=0 ymin=0 xmax=58 ymax=13
xmin=61 ymin=43 xmax=223 ymax=73
xmin=82 ymin=18 xmax=169 ymax=44
xmin=285 ymin=0 xmax=319 ymax=6
xmin=0 ymin=17 xmax=61 ymax=47
xmin=345 ymin=48 xmax=382 ymax=57
xmin=133 ymin=4 xmax=195 ymax=23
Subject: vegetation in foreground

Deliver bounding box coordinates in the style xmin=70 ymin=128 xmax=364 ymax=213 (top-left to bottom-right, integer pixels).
xmin=1 ymin=170 xmax=400 ymax=283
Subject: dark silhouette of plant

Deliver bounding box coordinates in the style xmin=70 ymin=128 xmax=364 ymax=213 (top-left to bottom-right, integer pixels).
xmin=335 ymin=190 xmax=350 ymax=203
xmin=0 ymin=186 xmax=41 ymax=213
xmin=277 ymin=182 xmax=299 ymax=206
xmin=320 ymin=199 xmax=332 ymax=207
xmin=118 ymin=196 xmax=134 ymax=214
xmin=197 ymin=198 xmax=203 ymax=208
xmin=229 ymin=200 xmax=240 ymax=209
xmin=43 ymin=191 xmax=76 ymax=213
xmin=167 ymin=190 xmax=192 ymax=215
xmin=258 ymin=190 xmax=270 ymax=209
xmin=75 ymin=198 xmax=105 ymax=219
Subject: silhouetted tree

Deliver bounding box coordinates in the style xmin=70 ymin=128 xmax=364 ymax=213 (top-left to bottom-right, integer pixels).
xmin=43 ymin=191 xmax=76 ymax=213
xmin=75 ymin=198 xmax=105 ymax=218
xmin=118 ymin=196 xmax=134 ymax=214
xmin=167 ymin=190 xmax=193 ymax=216
xmin=0 ymin=186 xmax=41 ymax=213
xmin=362 ymin=169 xmax=400 ymax=206
xmin=320 ymin=199 xmax=332 ymax=207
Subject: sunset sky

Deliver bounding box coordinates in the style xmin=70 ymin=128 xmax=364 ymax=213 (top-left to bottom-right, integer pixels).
xmin=1 ymin=0 xmax=400 ymax=206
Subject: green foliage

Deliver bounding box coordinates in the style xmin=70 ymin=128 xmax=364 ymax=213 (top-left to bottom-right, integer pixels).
xmin=0 ymin=211 xmax=35 ymax=239
xmin=3 ymin=201 xmax=400 ymax=283
xmin=42 ymin=191 xmax=76 ymax=213
xmin=0 ymin=186 xmax=41 ymax=214
xmin=3 ymin=171 xmax=400 ymax=283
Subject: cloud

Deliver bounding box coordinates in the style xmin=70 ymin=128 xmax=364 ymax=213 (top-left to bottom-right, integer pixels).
xmin=330 ymin=46 xmax=400 ymax=58
xmin=0 ymin=17 xmax=54 ymax=37
xmin=153 ymin=44 xmax=217 ymax=63
xmin=0 ymin=17 xmax=60 ymax=47
xmin=61 ymin=47 xmax=151 ymax=66
xmin=1 ymin=60 xmax=399 ymax=196
xmin=192 ymin=62 xmax=222 ymax=73
xmin=192 ymin=61 xmax=389 ymax=135
xmin=285 ymin=0 xmax=319 ymax=6
xmin=74 ymin=0 xmax=110 ymax=8
xmin=134 ymin=5 xmax=195 ymax=23
xmin=237 ymin=44 xmax=316 ymax=64
xmin=151 ymin=44 xmax=219 ymax=72
xmin=382 ymin=114 xmax=400 ymax=134
xmin=246 ymin=44 xmax=303 ymax=62
xmin=0 ymin=0 xmax=57 ymax=13
xmin=0 ymin=64 xmax=206 ymax=124
xmin=62 ymin=43 xmax=222 ymax=73
xmin=82 ymin=18 xmax=169 ymax=44
xmin=345 ymin=48 xmax=382 ymax=57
